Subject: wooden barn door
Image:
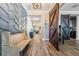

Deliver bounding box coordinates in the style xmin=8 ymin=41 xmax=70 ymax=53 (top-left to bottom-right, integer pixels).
xmin=61 ymin=15 xmax=70 ymax=44
xmin=49 ymin=3 xmax=59 ymax=50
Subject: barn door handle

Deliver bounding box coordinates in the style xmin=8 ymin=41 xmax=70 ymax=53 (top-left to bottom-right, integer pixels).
xmin=50 ymin=27 xmax=54 ymax=29
xmin=50 ymin=27 xmax=56 ymax=29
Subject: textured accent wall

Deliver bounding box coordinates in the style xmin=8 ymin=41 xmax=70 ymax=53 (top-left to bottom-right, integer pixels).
xmin=0 ymin=3 xmax=27 ymax=33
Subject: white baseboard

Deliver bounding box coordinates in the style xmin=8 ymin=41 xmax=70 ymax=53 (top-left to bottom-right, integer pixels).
xmin=76 ymin=38 xmax=79 ymax=40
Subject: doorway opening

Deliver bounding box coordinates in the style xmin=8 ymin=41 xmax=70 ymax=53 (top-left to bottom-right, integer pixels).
xmin=59 ymin=14 xmax=79 ymax=55
xmin=60 ymin=15 xmax=77 ymax=44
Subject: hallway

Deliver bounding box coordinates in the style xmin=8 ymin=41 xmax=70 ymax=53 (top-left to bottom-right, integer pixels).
xmin=0 ymin=3 xmax=79 ymax=56
xmin=0 ymin=3 xmax=59 ymax=56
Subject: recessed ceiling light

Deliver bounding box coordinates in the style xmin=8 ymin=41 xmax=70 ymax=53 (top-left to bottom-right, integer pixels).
xmin=72 ymin=4 xmax=79 ymax=8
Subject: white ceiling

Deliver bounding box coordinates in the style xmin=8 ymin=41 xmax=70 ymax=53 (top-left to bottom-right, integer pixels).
xmin=60 ymin=3 xmax=79 ymax=11
xmin=22 ymin=3 xmax=55 ymax=12
xmin=23 ymin=3 xmax=50 ymax=11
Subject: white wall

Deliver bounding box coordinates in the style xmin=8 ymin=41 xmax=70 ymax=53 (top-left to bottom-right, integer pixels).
xmin=60 ymin=11 xmax=79 ymax=15
xmin=26 ymin=16 xmax=33 ymax=36
xmin=76 ymin=16 xmax=79 ymax=40
xmin=42 ymin=20 xmax=49 ymax=40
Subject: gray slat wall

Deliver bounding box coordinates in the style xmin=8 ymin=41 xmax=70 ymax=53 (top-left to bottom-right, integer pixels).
xmin=0 ymin=3 xmax=27 ymax=33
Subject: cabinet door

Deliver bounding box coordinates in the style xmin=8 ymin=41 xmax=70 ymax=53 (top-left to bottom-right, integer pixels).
xmin=49 ymin=3 xmax=59 ymax=50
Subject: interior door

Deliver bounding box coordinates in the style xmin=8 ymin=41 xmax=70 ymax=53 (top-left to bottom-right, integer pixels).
xmin=49 ymin=3 xmax=59 ymax=50
xmin=61 ymin=15 xmax=70 ymax=44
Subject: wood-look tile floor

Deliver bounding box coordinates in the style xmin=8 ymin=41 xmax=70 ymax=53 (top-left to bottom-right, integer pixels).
xmin=24 ymin=35 xmax=79 ymax=56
